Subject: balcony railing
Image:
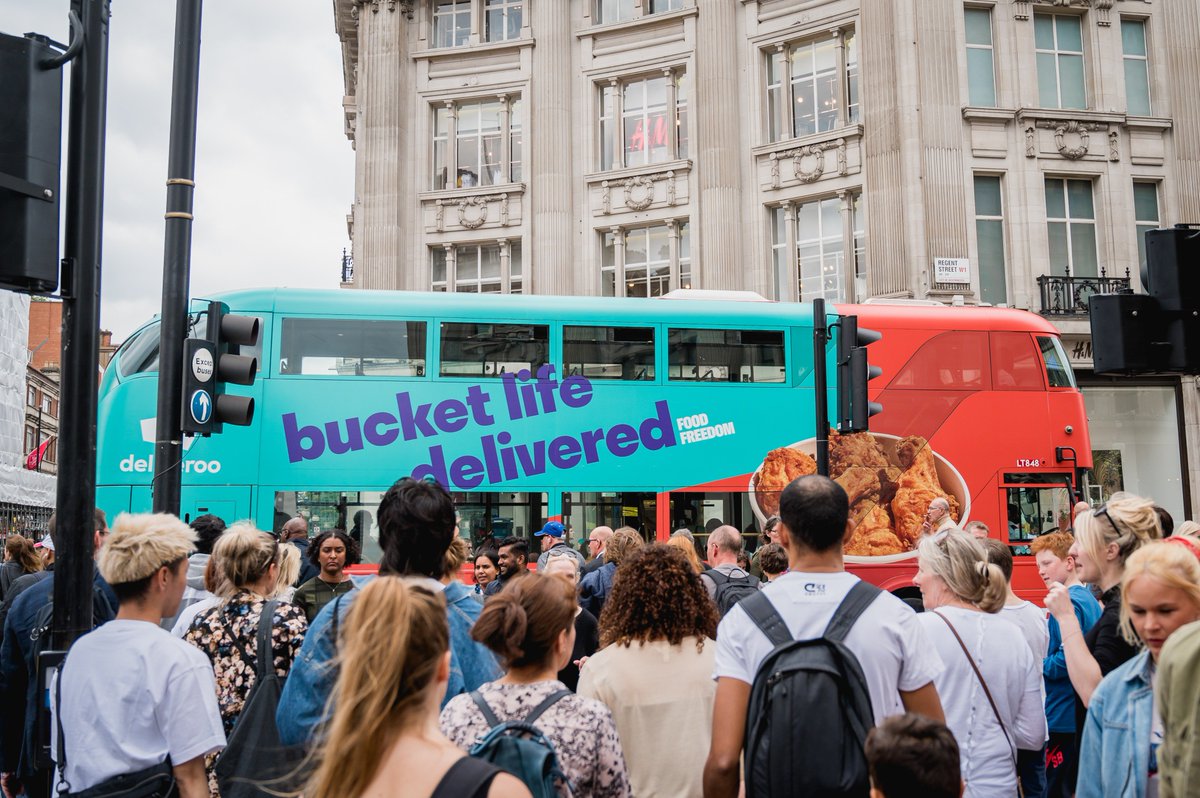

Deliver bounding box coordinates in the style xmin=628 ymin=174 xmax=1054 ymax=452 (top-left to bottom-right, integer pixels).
xmin=1038 ymin=273 xmax=1132 ymax=316
xmin=340 ymin=248 xmax=354 ymax=284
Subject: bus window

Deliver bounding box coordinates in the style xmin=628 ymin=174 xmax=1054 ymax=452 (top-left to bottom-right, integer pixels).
xmin=669 ymin=491 xmax=757 ymax=554
xmin=440 ymin=322 xmax=550 ymax=377
xmin=990 ymin=332 xmax=1044 ymax=391
xmin=889 ymin=331 xmax=990 ymax=390
xmin=565 ymin=492 xmax=657 ymax=543
xmin=563 ymin=325 xmax=655 ymax=380
xmin=453 ymin=492 xmax=547 ymax=552
xmin=280 ymin=318 xmax=426 ymax=377
xmin=667 ymin=328 xmax=785 ymax=383
xmin=1003 ymin=478 xmax=1073 ymax=551
xmin=116 ymin=321 xmax=162 ymax=378
xmin=1038 ymin=335 xmax=1077 ymax=388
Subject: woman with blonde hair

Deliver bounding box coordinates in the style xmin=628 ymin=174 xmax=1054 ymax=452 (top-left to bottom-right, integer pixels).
xmin=441 ymin=573 xmax=631 ymax=797
xmin=914 ymin=531 xmax=1046 ymax=797
xmin=184 ymin=525 xmax=308 ymax=798
xmin=1044 ymin=492 xmax=1161 ymax=715
xmin=1076 ymin=542 xmax=1200 ymax=798
xmin=1 ymin=534 xmax=42 ymax=600
xmin=304 ymin=577 xmax=528 ymax=798
xmin=665 ymin=534 xmax=704 ymax=574
xmin=273 ymin=543 xmax=301 ymax=601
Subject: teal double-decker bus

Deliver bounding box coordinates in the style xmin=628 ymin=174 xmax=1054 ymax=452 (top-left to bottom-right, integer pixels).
xmin=97 ymin=288 xmax=827 ymax=561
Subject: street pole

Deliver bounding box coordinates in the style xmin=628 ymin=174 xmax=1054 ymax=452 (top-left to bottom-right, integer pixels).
xmin=152 ymin=0 xmax=203 ymax=515
xmin=812 ymin=298 xmax=829 ymax=477
xmin=52 ymin=0 xmax=110 ymax=650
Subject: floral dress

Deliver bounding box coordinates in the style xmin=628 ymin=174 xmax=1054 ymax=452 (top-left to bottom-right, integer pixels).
xmin=184 ymin=590 xmax=308 ymax=798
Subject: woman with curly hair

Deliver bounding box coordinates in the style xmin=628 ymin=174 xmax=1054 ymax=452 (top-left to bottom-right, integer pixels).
xmin=294 ymin=528 xmax=359 ymax=622
xmin=578 ymin=544 xmax=719 ymax=798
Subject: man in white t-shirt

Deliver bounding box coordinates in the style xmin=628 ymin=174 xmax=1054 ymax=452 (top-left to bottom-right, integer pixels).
xmin=704 ymin=475 xmax=946 ymax=798
xmin=52 ymin=513 xmax=225 ymax=798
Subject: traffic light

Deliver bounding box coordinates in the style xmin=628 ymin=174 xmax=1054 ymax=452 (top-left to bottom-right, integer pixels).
xmin=0 ymin=33 xmax=62 ymax=293
xmin=837 ymin=315 xmax=884 ymax=432
xmin=1090 ymin=225 xmax=1200 ymax=375
xmin=181 ymin=301 xmax=259 ymax=435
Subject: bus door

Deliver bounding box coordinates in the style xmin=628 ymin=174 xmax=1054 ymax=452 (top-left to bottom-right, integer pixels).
xmin=999 ymin=472 xmax=1074 ymax=597
xmin=563 ymin=492 xmax=658 ymax=544
xmin=180 ymin=486 xmax=253 ymax=526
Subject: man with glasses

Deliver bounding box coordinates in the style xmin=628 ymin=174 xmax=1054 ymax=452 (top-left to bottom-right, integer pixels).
xmin=580 ymin=526 xmax=613 ymax=576
xmin=920 ymin=497 xmax=957 ymax=538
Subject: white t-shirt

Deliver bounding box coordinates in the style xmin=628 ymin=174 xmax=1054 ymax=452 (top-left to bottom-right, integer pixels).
xmin=999 ymin=600 xmax=1050 ymax=661
xmin=713 ymin=571 xmax=944 ymax=724
xmin=52 ymin=620 xmax=226 ymax=791
xmin=918 ymin=607 xmax=1047 ymax=798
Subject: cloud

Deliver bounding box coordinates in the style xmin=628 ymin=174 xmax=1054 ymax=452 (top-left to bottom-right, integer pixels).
xmin=0 ymin=1 xmax=354 ymax=341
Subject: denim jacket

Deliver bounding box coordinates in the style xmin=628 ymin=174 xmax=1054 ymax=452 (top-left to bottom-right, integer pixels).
xmin=1077 ymin=650 xmax=1154 ymax=798
xmin=275 ymin=575 xmax=501 ymax=747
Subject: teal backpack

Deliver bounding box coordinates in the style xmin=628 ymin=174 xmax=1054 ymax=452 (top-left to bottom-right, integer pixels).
xmin=467 ymin=690 xmax=572 ymax=798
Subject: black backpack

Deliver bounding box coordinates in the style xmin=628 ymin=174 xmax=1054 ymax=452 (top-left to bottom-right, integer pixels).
xmin=706 ymin=569 xmax=760 ymax=617
xmin=741 ymin=580 xmax=882 ymax=798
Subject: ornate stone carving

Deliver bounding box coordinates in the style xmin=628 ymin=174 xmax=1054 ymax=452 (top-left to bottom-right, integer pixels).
xmin=457 ymin=196 xmax=490 ymax=229
xmin=1095 ymin=0 xmax=1114 ymax=26
xmin=623 ymin=175 xmax=656 ymax=211
xmin=1025 ymin=126 xmax=1037 ymax=158
xmin=1108 ymin=129 xmax=1119 ymax=162
xmin=836 ymin=139 xmax=848 ymax=176
xmin=1035 ymin=120 xmax=1105 ymax=160
xmin=1015 ymin=0 xmax=1101 ymax=21
xmin=499 ymin=193 xmax=510 ymax=226
xmin=1013 ymin=0 xmax=1031 ymax=21
xmin=665 ymin=171 xmax=677 ymax=206
xmin=793 ymin=145 xmax=826 ymax=183
xmin=601 ymin=181 xmax=612 ymax=215
xmin=434 ymin=200 xmax=446 ymax=231
xmin=356 ymin=0 xmax=413 ymax=16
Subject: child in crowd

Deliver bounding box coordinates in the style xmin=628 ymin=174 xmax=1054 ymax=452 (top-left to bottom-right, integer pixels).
xmin=865 ymin=713 xmax=963 ymax=798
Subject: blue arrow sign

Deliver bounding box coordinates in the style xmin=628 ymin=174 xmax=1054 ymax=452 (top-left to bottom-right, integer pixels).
xmin=190 ymin=390 xmax=213 ymax=425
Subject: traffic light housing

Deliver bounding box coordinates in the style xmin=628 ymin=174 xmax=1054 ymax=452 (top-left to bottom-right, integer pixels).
xmin=181 ymin=301 xmax=259 ymax=435
xmin=837 ymin=315 xmax=884 ymax=432
xmin=0 ymin=33 xmax=62 ymax=293
xmin=1090 ymin=225 xmax=1200 ymax=375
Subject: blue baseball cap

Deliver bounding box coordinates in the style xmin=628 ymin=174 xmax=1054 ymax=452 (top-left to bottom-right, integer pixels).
xmin=536 ymin=521 xmax=565 ymax=538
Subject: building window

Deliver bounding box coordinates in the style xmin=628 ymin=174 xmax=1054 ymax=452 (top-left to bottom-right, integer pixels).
xmin=1035 ymin=14 xmax=1086 ymax=109
xmin=771 ymin=192 xmax=865 ymax=302
xmin=974 ymin=176 xmax=1008 ymax=305
xmin=39 ymin=395 xmax=51 ymax=414
xmin=601 ymin=222 xmax=691 ymax=298
xmin=1121 ymin=19 xmax=1151 ymax=116
xmin=1133 ymin=181 xmax=1160 ymax=273
xmin=765 ymin=30 xmax=858 ymax=143
xmin=964 ymin=7 xmax=996 ymax=107
xmin=484 ymin=0 xmax=522 ymax=42
xmin=594 ymin=0 xmax=680 ymax=24
xmin=599 ymin=71 xmax=688 ymax=171
xmin=25 ymin=426 xmax=34 ymax=454
xmin=433 ymin=0 xmax=472 ymax=48
xmin=1045 ymin=178 xmax=1098 ymax=277
xmin=431 ymin=240 xmax=523 ymax=293
xmin=433 ymin=96 xmax=522 ymax=189
xmin=27 ymin=386 xmax=35 ymax=407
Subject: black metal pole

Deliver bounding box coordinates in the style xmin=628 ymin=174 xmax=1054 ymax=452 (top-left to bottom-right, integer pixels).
xmin=152 ymin=0 xmax=203 ymax=515
xmin=813 ymin=298 xmax=829 ymax=477
xmin=51 ymin=0 xmax=110 ymax=650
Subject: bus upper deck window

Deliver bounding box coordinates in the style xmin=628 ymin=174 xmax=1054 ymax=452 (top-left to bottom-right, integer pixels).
xmin=989 ymin=332 xmax=1044 ymax=391
xmin=280 ymin=318 xmax=427 ymax=377
xmin=563 ymin=326 xmax=655 ymax=380
xmin=890 ymin=331 xmax=989 ymax=390
xmin=439 ymin=322 xmax=550 ymax=378
xmin=667 ymin=328 xmax=785 ymax=383
xmin=1038 ymin=336 xmax=1077 ymax=388
xmin=116 ymin=321 xmax=162 ymax=378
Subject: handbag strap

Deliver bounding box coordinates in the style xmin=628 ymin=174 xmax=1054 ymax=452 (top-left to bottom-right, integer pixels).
xmin=932 ymin=610 xmax=1017 ymax=764
xmin=55 ymin=667 xmax=71 ymax=795
xmin=255 ymin=600 xmax=278 ymax=681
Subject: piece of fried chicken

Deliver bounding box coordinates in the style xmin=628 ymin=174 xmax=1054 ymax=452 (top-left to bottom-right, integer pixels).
xmin=845 ymin=503 xmax=905 ymax=556
xmin=891 ymin=435 xmax=959 ymax=547
xmin=829 ymin=429 xmax=890 ymax=478
xmin=756 ymin=446 xmax=817 ymax=517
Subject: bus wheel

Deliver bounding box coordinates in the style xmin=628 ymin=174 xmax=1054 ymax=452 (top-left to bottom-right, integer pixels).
xmin=892 ymin=587 xmax=924 ymax=613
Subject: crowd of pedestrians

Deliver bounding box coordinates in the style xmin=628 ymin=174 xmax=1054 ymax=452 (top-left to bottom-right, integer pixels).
xmin=3 ymin=476 xmax=1200 ymax=798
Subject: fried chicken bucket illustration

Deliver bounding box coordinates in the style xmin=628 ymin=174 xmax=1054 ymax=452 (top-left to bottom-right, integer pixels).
xmin=748 ymin=432 xmax=971 ymax=563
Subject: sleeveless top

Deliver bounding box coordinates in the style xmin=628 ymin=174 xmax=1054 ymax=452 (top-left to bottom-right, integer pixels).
xmin=430 ymin=756 xmax=502 ymax=798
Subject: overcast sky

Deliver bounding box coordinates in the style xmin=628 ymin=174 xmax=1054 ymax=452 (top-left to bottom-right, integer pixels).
xmin=1 ymin=1 xmax=354 ymax=342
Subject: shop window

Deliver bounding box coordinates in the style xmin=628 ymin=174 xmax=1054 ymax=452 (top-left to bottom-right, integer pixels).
xmin=891 ymin=331 xmax=990 ymax=391
xmin=598 ymin=71 xmax=687 ymax=171
xmin=439 ymin=321 xmax=549 ymax=378
xmin=602 ymin=222 xmax=691 ymax=298
xmin=965 ymin=7 xmax=997 ymax=106
xmin=1045 ymin=178 xmax=1099 ymax=277
xmin=433 ymin=96 xmax=522 ymax=190
xmin=990 ymin=332 xmax=1044 ymax=391
xmin=667 ymin=328 xmax=785 ymax=383
xmin=974 ymin=175 xmax=1008 ymax=305
xmin=765 ymin=29 xmax=858 ymax=142
xmin=1121 ymin=18 xmax=1151 ymax=116
xmin=563 ymin=325 xmax=655 ymax=380
xmin=1035 ymin=13 xmax=1087 ymax=109
xmin=279 ymin=318 xmax=427 ymax=377
xmin=432 ymin=241 xmax=522 ymax=294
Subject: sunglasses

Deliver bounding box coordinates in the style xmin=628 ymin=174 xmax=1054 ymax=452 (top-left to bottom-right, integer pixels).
xmin=1092 ymin=504 xmax=1124 ymax=538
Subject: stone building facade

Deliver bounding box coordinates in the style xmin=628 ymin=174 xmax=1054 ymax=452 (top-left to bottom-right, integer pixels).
xmin=334 ymin=0 xmax=1200 ymax=518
